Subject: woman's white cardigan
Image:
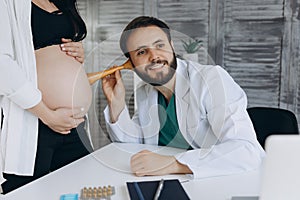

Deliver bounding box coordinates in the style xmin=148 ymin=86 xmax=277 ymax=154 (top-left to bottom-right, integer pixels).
xmin=0 ymin=0 xmax=41 ymax=184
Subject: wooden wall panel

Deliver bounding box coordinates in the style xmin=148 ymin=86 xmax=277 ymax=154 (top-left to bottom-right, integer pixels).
xmin=223 ymin=0 xmax=285 ymax=107
xmin=97 ymin=1 xmax=144 ymax=24
xmin=157 ymin=0 xmax=211 ymax=64
xmin=288 ymin=0 xmax=300 ymax=124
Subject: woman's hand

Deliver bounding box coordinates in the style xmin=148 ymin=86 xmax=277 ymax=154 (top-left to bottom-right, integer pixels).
xmin=28 ymin=101 xmax=85 ymax=134
xmin=60 ymin=38 xmax=85 ymax=63
xmin=44 ymin=107 xmax=85 ymax=134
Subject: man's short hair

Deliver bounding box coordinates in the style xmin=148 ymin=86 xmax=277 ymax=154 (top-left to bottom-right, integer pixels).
xmin=120 ymin=16 xmax=171 ymax=58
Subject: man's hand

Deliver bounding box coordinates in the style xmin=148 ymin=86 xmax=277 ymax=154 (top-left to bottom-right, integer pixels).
xmin=130 ymin=150 xmax=192 ymax=176
xmin=102 ymin=70 xmax=126 ymax=123
xmin=60 ymin=38 xmax=85 ymax=63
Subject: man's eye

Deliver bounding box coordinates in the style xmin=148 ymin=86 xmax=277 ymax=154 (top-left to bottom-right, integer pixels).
xmin=137 ymin=49 xmax=146 ymax=56
xmin=157 ymin=43 xmax=165 ymax=48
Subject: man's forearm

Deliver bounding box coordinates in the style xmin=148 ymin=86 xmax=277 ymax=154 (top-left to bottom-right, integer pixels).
xmin=109 ymin=100 xmax=125 ymax=123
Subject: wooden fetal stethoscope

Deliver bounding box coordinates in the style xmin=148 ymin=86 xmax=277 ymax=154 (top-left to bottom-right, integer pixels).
xmin=87 ymin=59 xmax=133 ymax=85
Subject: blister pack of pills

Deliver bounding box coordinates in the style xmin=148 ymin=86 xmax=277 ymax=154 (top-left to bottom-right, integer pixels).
xmin=80 ymin=185 xmax=115 ymax=200
xmin=60 ymin=185 xmax=115 ymax=200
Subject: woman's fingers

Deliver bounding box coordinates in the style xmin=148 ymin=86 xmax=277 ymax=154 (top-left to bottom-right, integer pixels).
xmin=60 ymin=38 xmax=85 ymax=63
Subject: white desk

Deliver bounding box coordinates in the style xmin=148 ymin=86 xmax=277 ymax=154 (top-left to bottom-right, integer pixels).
xmin=1 ymin=143 xmax=261 ymax=200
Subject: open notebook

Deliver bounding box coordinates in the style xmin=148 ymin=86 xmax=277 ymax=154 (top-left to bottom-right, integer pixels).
xmin=232 ymin=135 xmax=300 ymax=200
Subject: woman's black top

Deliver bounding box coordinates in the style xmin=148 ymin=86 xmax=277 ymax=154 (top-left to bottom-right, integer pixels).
xmin=31 ymin=2 xmax=74 ymax=50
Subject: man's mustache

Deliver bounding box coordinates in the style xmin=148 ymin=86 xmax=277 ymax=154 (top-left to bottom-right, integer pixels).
xmin=145 ymin=60 xmax=168 ymax=69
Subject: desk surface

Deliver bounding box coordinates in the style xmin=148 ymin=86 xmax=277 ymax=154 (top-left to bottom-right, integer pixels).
xmin=1 ymin=143 xmax=261 ymax=200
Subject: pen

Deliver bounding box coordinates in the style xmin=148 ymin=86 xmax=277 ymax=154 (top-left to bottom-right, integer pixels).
xmin=134 ymin=182 xmax=145 ymax=200
xmin=153 ymin=179 xmax=164 ymax=200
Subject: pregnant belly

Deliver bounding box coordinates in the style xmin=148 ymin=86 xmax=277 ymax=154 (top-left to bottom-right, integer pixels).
xmin=35 ymin=45 xmax=92 ymax=116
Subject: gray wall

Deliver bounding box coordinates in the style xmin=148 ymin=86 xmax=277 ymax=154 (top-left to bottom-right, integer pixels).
xmin=77 ymin=0 xmax=300 ymax=149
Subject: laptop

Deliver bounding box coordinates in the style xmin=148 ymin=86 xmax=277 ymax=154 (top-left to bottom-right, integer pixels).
xmin=232 ymin=134 xmax=300 ymax=200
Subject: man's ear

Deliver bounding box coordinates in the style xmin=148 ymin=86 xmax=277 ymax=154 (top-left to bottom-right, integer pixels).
xmin=170 ymin=40 xmax=176 ymax=53
xmin=128 ymin=56 xmax=135 ymax=68
xmin=170 ymin=40 xmax=175 ymax=49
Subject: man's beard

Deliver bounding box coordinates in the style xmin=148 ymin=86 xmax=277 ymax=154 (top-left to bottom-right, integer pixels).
xmin=133 ymin=53 xmax=177 ymax=86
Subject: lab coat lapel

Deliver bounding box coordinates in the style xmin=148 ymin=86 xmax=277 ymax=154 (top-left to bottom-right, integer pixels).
xmin=175 ymin=60 xmax=190 ymax=137
xmin=140 ymin=85 xmax=160 ymax=144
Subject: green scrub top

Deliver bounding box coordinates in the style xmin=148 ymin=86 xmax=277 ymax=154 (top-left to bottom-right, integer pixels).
xmin=158 ymin=92 xmax=191 ymax=149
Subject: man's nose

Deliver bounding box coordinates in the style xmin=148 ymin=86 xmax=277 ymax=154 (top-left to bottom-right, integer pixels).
xmin=148 ymin=48 xmax=160 ymax=62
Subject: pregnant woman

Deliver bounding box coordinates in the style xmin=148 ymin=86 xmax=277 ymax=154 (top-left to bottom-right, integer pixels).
xmin=32 ymin=0 xmax=92 ymax=113
xmin=0 ymin=0 xmax=92 ymax=194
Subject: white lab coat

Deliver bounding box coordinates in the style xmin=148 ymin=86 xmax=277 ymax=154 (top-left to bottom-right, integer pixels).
xmin=104 ymin=58 xmax=265 ymax=179
xmin=0 ymin=0 xmax=41 ymax=184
